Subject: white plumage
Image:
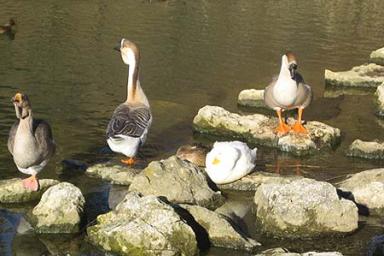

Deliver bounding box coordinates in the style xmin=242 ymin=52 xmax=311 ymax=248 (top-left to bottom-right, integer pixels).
xmin=205 ymin=141 xmax=257 ymax=184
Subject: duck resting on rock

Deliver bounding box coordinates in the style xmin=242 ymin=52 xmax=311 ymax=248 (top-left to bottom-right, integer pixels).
xmin=8 ymin=93 xmax=56 ymax=191
xmin=264 ymin=52 xmax=312 ymax=135
xmin=106 ymin=39 xmax=152 ymax=165
xmin=206 ymin=141 xmax=257 ymax=184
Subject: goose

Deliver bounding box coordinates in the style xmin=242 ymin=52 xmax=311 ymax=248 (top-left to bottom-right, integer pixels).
xmin=8 ymin=93 xmax=56 ymax=191
xmin=264 ymin=52 xmax=312 ymax=135
xmin=0 ymin=18 xmax=16 ymax=34
xmin=205 ymin=141 xmax=257 ymax=184
xmin=106 ymin=39 xmax=152 ymax=165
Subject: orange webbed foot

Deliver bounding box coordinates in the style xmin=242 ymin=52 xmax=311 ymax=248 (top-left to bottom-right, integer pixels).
xmin=121 ymin=157 xmax=136 ymax=166
xmin=22 ymin=175 xmax=39 ymax=191
xmin=275 ymin=122 xmax=291 ymax=135
xmin=292 ymin=122 xmax=308 ymax=134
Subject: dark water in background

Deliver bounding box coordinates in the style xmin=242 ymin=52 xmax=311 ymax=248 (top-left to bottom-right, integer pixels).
xmin=1 ymin=0 xmax=384 ymax=255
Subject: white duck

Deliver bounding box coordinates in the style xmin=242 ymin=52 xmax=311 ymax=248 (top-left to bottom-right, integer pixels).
xmin=205 ymin=141 xmax=257 ymax=184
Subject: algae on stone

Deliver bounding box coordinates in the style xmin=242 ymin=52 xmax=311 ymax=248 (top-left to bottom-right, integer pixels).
xmin=180 ymin=204 xmax=260 ymax=252
xmin=338 ymin=168 xmax=384 ymax=216
xmin=31 ymin=182 xmax=85 ymax=233
xmin=87 ymin=193 xmax=198 ymax=256
xmin=193 ymin=106 xmax=340 ymax=156
xmin=129 ymin=156 xmax=224 ymax=209
xmin=86 ymin=162 xmax=142 ymax=185
xmin=0 ymin=179 xmax=59 ymax=204
xmin=325 ymin=63 xmax=384 ymax=88
xmin=253 ymin=178 xmax=358 ymax=239
xmin=370 ymin=47 xmax=384 ymax=66
xmin=347 ymin=139 xmax=384 ymax=160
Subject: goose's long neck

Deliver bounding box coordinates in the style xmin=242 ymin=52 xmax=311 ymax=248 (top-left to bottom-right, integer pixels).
xmin=126 ymin=60 xmax=149 ymax=107
xmin=17 ymin=111 xmax=34 ymax=134
xmin=277 ymin=62 xmax=291 ymax=83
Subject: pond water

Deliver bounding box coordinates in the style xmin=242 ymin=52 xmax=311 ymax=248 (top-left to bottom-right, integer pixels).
xmin=1 ymin=0 xmax=384 ymax=255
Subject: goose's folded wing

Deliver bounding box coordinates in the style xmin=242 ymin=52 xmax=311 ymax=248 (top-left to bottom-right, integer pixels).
xmin=107 ymin=104 xmax=151 ymax=138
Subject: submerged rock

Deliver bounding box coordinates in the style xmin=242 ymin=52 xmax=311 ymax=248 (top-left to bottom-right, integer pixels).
xmin=338 ymin=168 xmax=384 ymax=216
xmin=375 ymin=83 xmax=384 ymax=117
xmin=253 ymin=178 xmax=358 ymax=238
xmin=370 ymin=47 xmax=384 ymax=66
xmin=255 ymin=248 xmax=343 ymax=256
xmin=325 ymin=63 xmax=384 ymax=88
xmin=87 ymin=192 xmax=198 ymax=256
xmin=347 ymin=139 xmax=384 ymax=160
xmin=193 ymin=106 xmax=340 ymax=156
xmin=31 ymin=182 xmax=85 ymax=233
xmin=0 ymin=178 xmax=59 ymax=204
xmin=129 ymin=156 xmax=224 ymax=210
xmin=217 ymin=171 xmax=301 ymax=191
xmin=179 ymin=204 xmax=260 ymax=252
xmin=238 ymin=89 xmax=266 ymax=108
xmin=86 ymin=162 xmax=142 ymax=185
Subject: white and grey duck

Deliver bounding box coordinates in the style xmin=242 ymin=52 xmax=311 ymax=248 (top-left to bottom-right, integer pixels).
xmin=106 ymin=39 xmax=152 ymax=165
xmin=8 ymin=93 xmax=56 ymax=191
xmin=264 ymin=52 xmax=312 ymax=135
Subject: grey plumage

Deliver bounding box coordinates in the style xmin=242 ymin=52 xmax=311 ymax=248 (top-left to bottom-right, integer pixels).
xmin=106 ymin=103 xmax=151 ymax=139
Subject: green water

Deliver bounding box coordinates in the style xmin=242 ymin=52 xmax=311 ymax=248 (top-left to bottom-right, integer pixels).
xmin=1 ymin=0 xmax=384 ymax=255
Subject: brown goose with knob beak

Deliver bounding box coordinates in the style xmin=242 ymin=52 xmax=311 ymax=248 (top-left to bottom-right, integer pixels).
xmin=106 ymin=39 xmax=152 ymax=165
xmin=264 ymin=52 xmax=312 ymax=135
xmin=7 ymin=93 xmax=56 ymax=191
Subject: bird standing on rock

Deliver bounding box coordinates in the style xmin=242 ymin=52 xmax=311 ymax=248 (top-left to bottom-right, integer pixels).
xmin=8 ymin=93 xmax=56 ymax=191
xmin=264 ymin=52 xmax=312 ymax=135
xmin=106 ymin=39 xmax=152 ymax=166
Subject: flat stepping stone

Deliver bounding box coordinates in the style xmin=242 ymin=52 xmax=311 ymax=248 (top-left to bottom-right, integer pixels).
xmin=193 ymin=106 xmax=341 ymax=156
xmin=238 ymin=89 xmax=266 ymax=108
xmin=370 ymin=47 xmax=384 ymax=66
xmin=217 ymin=171 xmax=302 ymax=191
xmin=347 ymin=139 xmax=384 ymax=160
xmin=0 ymin=179 xmax=59 ymax=204
xmin=338 ymin=168 xmax=384 ymax=216
xmin=375 ymin=84 xmax=384 ymax=117
xmin=325 ymin=63 xmax=384 ymax=88
xmin=86 ymin=162 xmax=142 ymax=185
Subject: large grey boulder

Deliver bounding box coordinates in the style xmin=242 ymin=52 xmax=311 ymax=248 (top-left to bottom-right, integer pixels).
xmin=370 ymin=47 xmax=384 ymax=66
xmin=129 ymin=156 xmax=224 ymax=210
xmin=87 ymin=192 xmax=198 ymax=256
xmin=193 ymin=106 xmax=340 ymax=156
xmin=0 ymin=178 xmax=59 ymax=204
xmin=338 ymin=168 xmax=384 ymax=216
xmin=86 ymin=162 xmax=142 ymax=185
xmin=255 ymin=248 xmax=343 ymax=256
xmin=179 ymin=204 xmax=260 ymax=252
xmin=238 ymin=89 xmax=266 ymax=108
xmin=347 ymin=139 xmax=384 ymax=160
xmin=375 ymin=83 xmax=384 ymax=117
xmin=325 ymin=63 xmax=384 ymax=88
xmin=253 ymin=178 xmax=358 ymax=238
xmin=217 ymin=171 xmax=301 ymax=191
xmin=31 ymin=182 xmax=85 ymax=233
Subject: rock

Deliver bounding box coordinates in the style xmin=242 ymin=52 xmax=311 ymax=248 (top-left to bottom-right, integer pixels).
xmin=87 ymin=192 xmax=198 ymax=256
xmin=129 ymin=156 xmax=224 ymax=210
xmin=193 ymin=106 xmax=340 ymax=156
xmin=323 ymin=86 xmax=374 ymax=98
xmin=255 ymin=248 xmax=343 ymax=256
xmin=375 ymin=83 xmax=384 ymax=117
xmin=338 ymin=168 xmax=384 ymax=216
xmin=86 ymin=162 xmax=142 ymax=185
xmin=108 ymin=185 xmax=129 ymax=210
xmin=0 ymin=178 xmax=59 ymax=204
xmin=217 ymin=171 xmax=301 ymax=191
xmin=253 ymin=178 xmax=358 ymax=238
xmin=370 ymin=47 xmax=384 ymax=66
xmin=179 ymin=204 xmax=260 ymax=252
xmin=347 ymin=139 xmax=384 ymax=160
xmin=31 ymin=182 xmax=85 ymax=233
xmin=238 ymin=89 xmax=266 ymax=108
xmin=325 ymin=63 xmax=384 ymax=88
